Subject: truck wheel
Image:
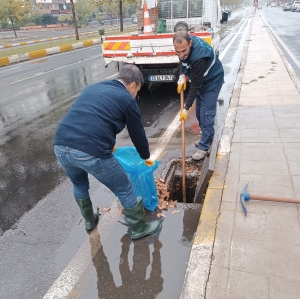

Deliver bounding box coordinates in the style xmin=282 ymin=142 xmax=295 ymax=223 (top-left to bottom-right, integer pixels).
xmin=174 ymin=21 xmax=189 ymax=32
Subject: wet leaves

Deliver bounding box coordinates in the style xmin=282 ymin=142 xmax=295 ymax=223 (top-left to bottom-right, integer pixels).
xmin=157 ymin=213 xmax=166 ymax=218
xmin=103 ymin=207 xmax=111 ymax=212
xmin=158 ymin=200 xmax=169 ymax=210
xmin=155 ymin=178 xmax=180 ymax=215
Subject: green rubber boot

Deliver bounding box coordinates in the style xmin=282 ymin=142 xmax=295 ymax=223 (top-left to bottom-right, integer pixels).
xmin=123 ymin=197 xmax=161 ymax=240
xmin=76 ymin=197 xmax=99 ymax=231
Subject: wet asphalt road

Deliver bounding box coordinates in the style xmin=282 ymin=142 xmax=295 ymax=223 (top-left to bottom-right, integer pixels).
xmin=1 ymin=8 xmax=299 ymax=299
xmin=260 ymin=6 xmax=300 ymax=79
xmin=0 ymin=21 xmax=136 ymax=45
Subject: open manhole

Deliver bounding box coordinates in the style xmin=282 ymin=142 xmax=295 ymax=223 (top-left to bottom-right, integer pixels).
xmin=156 ymin=158 xmax=201 ymax=204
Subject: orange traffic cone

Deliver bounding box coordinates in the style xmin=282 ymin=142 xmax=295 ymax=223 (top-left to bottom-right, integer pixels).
xmin=143 ymin=1 xmax=152 ymax=34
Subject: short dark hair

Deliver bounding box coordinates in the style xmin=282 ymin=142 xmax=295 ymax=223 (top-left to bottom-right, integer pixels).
xmin=117 ymin=64 xmax=144 ymax=85
xmin=173 ymin=31 xmax=191 ymax=44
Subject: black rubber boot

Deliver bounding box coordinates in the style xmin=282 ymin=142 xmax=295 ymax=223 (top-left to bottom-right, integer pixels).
xmin=76 ymin=197 xmax=99 ymax=231
xmin=123 ymin=198 xmax=161 ymax=240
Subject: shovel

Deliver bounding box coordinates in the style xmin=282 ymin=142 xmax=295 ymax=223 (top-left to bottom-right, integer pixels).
xmin=240 ymin=183 xmax=300 ymax=216
xmin=180 ymin=89 xmax=186 ymax=203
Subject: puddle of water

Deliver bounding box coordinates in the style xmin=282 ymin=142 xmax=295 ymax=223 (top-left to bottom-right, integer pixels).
xmin=73 ymin=202 xmax=201 ymax=299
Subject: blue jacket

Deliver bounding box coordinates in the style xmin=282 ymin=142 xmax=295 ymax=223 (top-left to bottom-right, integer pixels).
xmin=53 ymin=80 xmax=150 ymax=160
xmin=180 ymin=35 xmax=224 ymax=109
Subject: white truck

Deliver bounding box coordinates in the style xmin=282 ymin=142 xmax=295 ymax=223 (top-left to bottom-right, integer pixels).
xmin=102 ymin=0 xmax=222 ymax=85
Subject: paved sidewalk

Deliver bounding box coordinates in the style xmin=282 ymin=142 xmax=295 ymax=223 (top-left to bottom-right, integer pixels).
xmin=181 ymin=13 xmax=300 ymax=299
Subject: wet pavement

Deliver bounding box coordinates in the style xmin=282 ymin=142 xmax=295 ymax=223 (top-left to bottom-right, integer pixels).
xmin=182 ymin=12 xmax=300 ymax=298
xmin=69 ymin=203 xmax=201 ymax=299
xmin=260 ymin=6 xmax=300 ymax=79
xmin=0 ymin=8 xmax=255 ymax=299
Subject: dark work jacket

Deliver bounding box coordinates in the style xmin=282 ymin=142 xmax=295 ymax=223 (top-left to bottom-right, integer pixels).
xmin=53 ymin=80 xmax=150 ymax=160
xmin=180 ymin=35 xmax=224 ymax=110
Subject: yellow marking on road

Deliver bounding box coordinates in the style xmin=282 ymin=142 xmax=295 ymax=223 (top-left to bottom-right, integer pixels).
xmin=4 ymin=44 xmax=12 ymax=48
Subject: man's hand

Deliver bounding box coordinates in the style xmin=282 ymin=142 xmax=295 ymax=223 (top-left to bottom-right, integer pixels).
xmin=177 ymin=74 xmax=186 ymax=94
xmin=144 ymin=159 xmax=155 ymax=167
xmin=179 ymin=109 xmax=188 ymax=122
xmin=112 ymin=146 xmax=116 ymax=153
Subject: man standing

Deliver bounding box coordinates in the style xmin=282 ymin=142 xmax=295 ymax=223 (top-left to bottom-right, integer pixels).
xmin=173 ymin=31 xmax=224 ymax=161
xmin=53 ymin=65 xmax=161 ymax=239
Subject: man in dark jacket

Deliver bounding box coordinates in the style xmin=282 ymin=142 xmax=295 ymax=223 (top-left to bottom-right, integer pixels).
xmin=53 ymin=65 xmax=160 ymax=239
xmin=173 ymin=31 xmax=224 ymax=161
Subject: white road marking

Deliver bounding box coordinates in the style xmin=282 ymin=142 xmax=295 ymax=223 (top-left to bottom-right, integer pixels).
xmin=219 ymin=16 xmax=250 ymax=61
xmin=42 ymin=201 xmax=119 ymax=299
xmin=10 ymin=54 xmax=102 ymax=84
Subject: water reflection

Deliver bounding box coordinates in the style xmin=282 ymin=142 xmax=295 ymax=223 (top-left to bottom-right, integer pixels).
xmin=180 ymin=205 xmax=201 ymax=247
xmin=137 ymin=83 xmax=179 ymax=127
xmin=89 ymin=229 xmax=163 ymax=299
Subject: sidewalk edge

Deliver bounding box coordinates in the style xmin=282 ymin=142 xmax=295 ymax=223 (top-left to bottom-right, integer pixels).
xmin=179 ymin=18 xmax=251 ymax=299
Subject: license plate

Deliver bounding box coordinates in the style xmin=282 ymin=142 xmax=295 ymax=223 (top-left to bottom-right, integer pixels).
xmin=149 ymin=75 xmax=175 ymax=81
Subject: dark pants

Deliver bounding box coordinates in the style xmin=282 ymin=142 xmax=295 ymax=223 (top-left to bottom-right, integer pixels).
xmin=195 ymin=82 xmax=223 ymax=151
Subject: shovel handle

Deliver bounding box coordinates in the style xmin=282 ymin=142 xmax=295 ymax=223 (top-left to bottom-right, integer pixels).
xmin=251 ymin=194 xmax=300 ymax=204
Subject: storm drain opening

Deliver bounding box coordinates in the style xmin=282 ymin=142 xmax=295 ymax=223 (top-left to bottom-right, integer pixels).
xmin=156 ymin=159 xmax=201 ymax=204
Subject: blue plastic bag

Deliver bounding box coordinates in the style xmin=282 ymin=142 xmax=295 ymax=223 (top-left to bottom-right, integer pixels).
xmin=114 ymin=146 xmax=159 ymax=211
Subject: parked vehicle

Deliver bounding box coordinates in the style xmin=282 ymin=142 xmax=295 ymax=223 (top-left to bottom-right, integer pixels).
xmin=283 ymin=2 xmax=293 ymax=10
xmin=102 ymin=0 xmax=222 ymax=85
xmin=132 ymin=18 xmax=137 ymax=24
xmin=223 ymin=8 xmax=231 ymax=17
xmin=292 ymin=0 xmax=300 ymax=10
xmin=271 ymin=2 xmax=276 ymax=7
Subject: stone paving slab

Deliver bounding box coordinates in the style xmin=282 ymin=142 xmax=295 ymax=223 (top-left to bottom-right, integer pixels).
xmin=204 ymin=13 xmax=300 ymax=299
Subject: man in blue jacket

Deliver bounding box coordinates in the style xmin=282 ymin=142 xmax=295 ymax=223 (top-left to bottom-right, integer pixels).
xmin=174 ymin=31 xmax=224 ymax=161
xmin=53 ymin=65 xmax=160 ymax=239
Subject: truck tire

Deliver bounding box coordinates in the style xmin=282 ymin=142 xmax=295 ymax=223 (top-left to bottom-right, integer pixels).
xmin=174 ymin=21 xmax=189 ymax=32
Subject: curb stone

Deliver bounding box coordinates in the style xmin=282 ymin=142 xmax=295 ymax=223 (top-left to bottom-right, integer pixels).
xmin=0 ymin=37 xmax=102 ymax=67
xmin=0 ymin=31 xmax=99 ymax=49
